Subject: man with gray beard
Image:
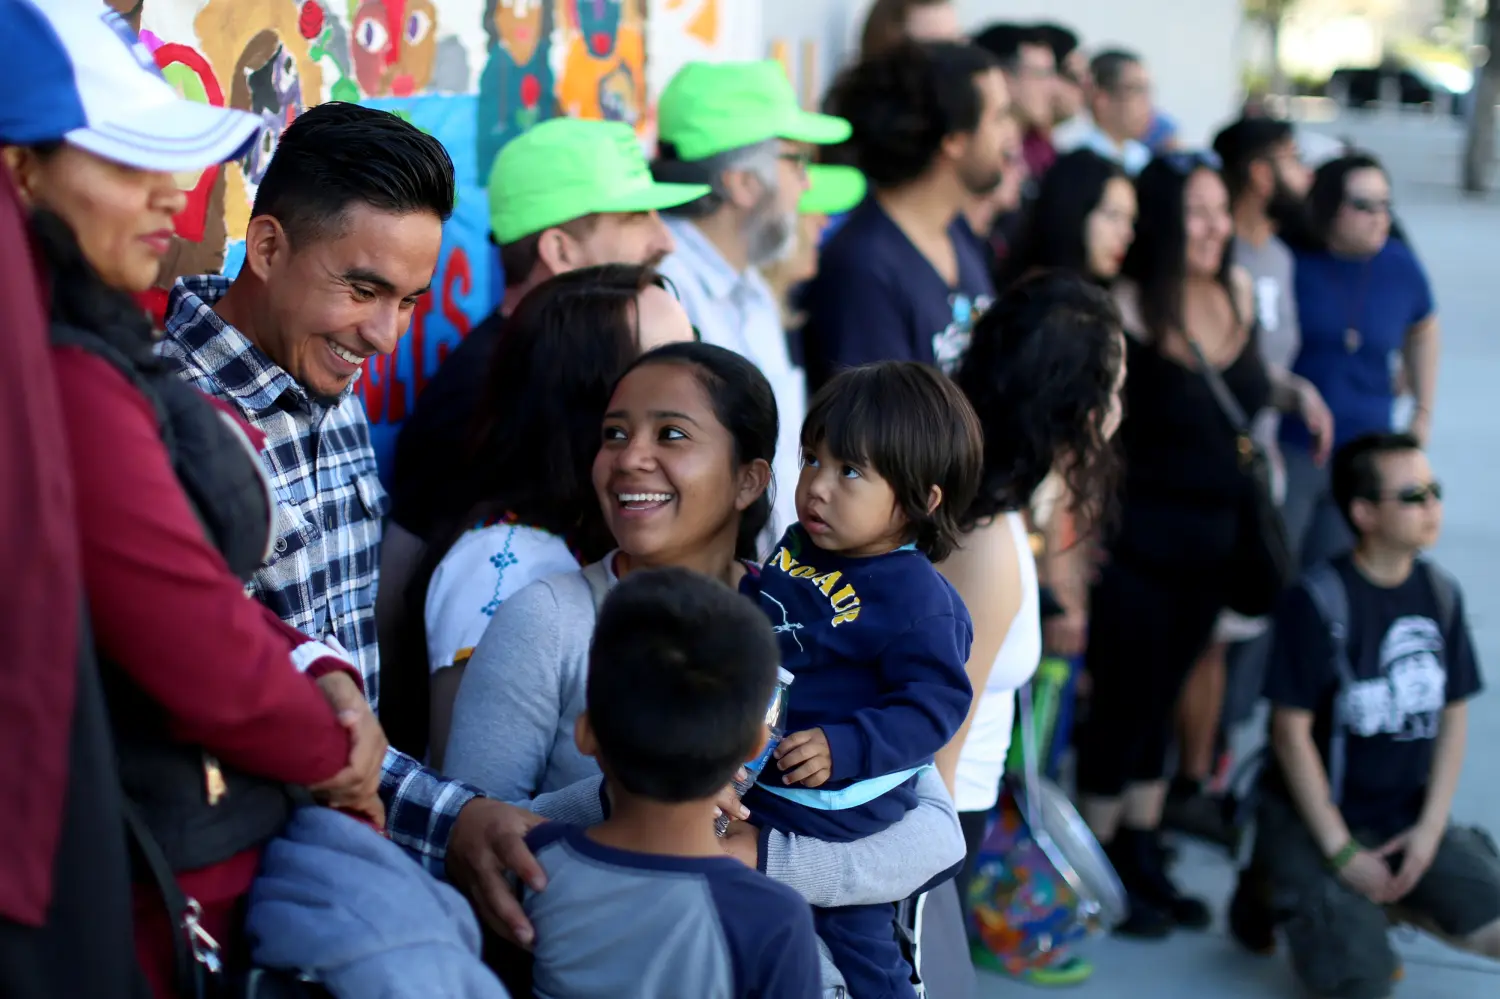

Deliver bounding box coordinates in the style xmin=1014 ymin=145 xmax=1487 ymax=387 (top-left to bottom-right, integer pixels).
xmin=803 ymin=41 xmax=1008 ymax=389
xmin=652 ymin=60 xmax=852 ymax=548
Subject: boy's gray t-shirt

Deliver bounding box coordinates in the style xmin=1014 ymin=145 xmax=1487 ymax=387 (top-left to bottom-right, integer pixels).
xmin=524 ymin=824 xmax=822 ymax=999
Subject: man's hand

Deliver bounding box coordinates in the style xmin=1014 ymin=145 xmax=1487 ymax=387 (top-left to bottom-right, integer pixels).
xmin=776 ymin=728 xmax=832 ymax=787
xmin=1336 ymin=846 xmax=1396 ymax=903
xmin=1380 ymin=823 xmax=1443 ymax=901
xmin=1044 ymin=609 xmax=1088 ymax=657
xmin=309 ymin=671 xmax=387 ymax=824
xmin=721 ymin=819 xmax=760 ymax=869
xmin=446 ymin=798 xmax=548 ymax=947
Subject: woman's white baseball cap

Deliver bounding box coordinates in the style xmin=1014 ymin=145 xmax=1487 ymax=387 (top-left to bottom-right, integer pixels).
xmin=0 ymin=0 xmax=261 ymax=172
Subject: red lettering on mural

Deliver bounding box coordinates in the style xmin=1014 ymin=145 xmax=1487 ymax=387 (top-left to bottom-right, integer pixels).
xmin=408 ymin=289 xmax=435 ymax=397
xmin=443 ymin=246 xmax=474 ymax=340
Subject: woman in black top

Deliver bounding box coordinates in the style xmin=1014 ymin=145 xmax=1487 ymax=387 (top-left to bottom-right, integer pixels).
xmin=1075 ymin=152 xmax=1330 ymax=938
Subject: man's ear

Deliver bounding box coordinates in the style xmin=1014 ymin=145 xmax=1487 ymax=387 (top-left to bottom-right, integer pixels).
xmin=536 ymin=226 xmax=576 ymax=275
xmin=717 ymin=167 xmax=764 ymax=212
xmin=241 ymin=215 xmax=288 ymax=282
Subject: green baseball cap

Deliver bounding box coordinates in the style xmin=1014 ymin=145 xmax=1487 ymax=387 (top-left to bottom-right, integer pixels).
xmin=487 ymin=118 xmax=710 ymax=244
xmin=800 ymin=165 xmax=866 ymax=215
xmin=657 ymin=60 xmax=851 ymax=162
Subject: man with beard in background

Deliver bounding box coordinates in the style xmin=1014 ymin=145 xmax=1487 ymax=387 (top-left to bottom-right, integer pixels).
xmin=652 ymin=60 xmax=853 ymax=546
xmin=802 ymin=41 xmax=1007 ymax=389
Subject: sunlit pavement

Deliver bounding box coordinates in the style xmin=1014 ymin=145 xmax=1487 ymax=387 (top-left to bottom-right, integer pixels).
xmin=975 ymin=111 xmax=1500 ymax=998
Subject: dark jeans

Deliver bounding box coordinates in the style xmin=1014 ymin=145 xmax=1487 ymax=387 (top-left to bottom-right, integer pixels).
xmin=1253 ymin=790 xmax=1500 ymax=999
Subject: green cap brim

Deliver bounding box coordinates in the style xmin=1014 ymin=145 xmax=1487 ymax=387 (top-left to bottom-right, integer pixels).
xmin=594 ymin=179 xmax=712 ymax=215
xmin=801 ymin=165 xmax=865 ymax=215
xmin=780 ymin=108 xmax=851 ymax=147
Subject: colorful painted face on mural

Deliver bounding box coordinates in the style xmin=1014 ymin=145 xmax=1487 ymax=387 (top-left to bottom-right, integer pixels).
xmin=351 ymin=0 xmax=439 ymax=97
xmin=573 ymin=0 xmax=624 ymax=59
xmin=491 ymin=0 xmax=546 ymax=64
xmin=235 ymin=32 xmax=306 ymax=183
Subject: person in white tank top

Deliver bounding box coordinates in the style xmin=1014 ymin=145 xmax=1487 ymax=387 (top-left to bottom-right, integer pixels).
xmin=936 ymin=272 xmax=1129 ymax=928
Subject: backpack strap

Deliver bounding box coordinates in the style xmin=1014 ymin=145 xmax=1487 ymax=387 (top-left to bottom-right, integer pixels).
xmin=1299 ymin=561 xmax=1353 ymax=807
xmin=1419 ymin=558 xmax=1459 ymax=638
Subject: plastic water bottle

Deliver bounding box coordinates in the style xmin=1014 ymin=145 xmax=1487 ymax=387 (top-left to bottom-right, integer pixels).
xmin=715 ymin=667 xmax=794 ymax=837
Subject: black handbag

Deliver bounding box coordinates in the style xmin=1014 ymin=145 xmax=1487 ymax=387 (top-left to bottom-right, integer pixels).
xmin=121 ymin=800 xmax=330 ymax=999
xmin=1186 ymin=338 xmax=1293 ymax=618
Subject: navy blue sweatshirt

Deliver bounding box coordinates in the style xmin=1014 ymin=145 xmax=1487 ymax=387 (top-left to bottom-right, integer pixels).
xmin=742 ymin=525 xmax=973 ymax=842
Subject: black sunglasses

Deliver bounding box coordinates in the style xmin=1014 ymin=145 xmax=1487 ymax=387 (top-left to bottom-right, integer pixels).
xmin=1346 ymin=196 xmax=1392 ymax=215
xmin=1367 ymin=481 xmax=1443 ymax=506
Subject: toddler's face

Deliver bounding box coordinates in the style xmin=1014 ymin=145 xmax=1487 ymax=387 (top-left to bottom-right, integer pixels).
xmin=794 ymin=442 xmax=910 ymax=558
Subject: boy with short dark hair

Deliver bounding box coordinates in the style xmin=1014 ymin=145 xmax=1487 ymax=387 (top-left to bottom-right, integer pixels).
xmin=743 ymin=361 xmax=982 ymax=999
xmin=1235 ymin=432 xmax=1499 ymax=998
xmin=523 ymin=567 xmax=820 ymax=999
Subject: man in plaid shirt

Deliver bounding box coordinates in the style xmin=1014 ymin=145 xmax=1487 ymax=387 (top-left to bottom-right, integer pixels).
xmin=160 ymin=102 xmax=548 ymax=946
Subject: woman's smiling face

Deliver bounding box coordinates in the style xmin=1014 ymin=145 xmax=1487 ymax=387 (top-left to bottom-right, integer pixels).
xmin=593 ymin=361 xmax=751 ymax=565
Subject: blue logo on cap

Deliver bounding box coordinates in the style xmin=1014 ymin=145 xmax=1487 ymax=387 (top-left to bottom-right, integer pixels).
xmin=101 ymin=9 xmax=165 ymax=81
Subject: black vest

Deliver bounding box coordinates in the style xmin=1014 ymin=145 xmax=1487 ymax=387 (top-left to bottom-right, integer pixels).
xmin=54 ymin=321 xmax=299 ymax=873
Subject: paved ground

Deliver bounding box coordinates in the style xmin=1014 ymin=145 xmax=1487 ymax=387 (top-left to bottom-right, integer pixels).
xmin=976 ymin=111 xmax=1500 ymax=998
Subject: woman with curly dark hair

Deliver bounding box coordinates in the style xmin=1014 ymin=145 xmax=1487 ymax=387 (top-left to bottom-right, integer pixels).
xmin=938 ymin=272 xmax=1125 ymax=928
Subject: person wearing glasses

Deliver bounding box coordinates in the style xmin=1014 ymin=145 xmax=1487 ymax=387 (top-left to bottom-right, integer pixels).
xmin=1056 ymin=49 xmax=1152 ymax=177
xmin=1279 ymin=153 xmax=1440 ymax=570
xmin=1232 ymin=432 xmax=1498 ymax=997
xmin=972 ymin=24 xmax=1059 ymax=183
xmin=650 ymin=60 xmax=854 ymax=552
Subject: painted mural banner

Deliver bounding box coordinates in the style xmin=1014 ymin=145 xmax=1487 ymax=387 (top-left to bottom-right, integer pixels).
xmin=114 ymin=0 xmax=661 ymax=480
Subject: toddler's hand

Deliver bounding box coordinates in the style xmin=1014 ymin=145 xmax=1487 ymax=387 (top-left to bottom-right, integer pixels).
xmin=775 ymin=728 xmax=832 ymax=787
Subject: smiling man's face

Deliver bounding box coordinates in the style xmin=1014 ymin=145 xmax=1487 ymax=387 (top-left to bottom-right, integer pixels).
xmin=257 ymin=202 xmax=443 ymax=400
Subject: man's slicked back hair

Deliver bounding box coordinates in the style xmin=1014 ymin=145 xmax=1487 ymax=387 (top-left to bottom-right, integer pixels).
xmin=251 ymin=102 xmax=455 ymax=247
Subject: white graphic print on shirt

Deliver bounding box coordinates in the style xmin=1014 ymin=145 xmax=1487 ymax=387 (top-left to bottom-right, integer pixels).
xmin=1337 ymin=615 xmax=1447 ymax=742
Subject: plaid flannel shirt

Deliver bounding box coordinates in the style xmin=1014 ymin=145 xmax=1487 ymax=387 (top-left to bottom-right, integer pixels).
xmin=161 ymin=276 xmax=478 ymax=872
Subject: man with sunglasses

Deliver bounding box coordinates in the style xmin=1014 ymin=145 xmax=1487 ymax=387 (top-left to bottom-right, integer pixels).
xmin=1231 ymin=432 xmax=1499 ymax=995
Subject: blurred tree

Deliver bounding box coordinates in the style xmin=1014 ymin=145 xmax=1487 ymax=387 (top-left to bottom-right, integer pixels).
xmin=1463 ymin=1 xmax=1498 ymax=191
xmin=1245 ymin=0 xmax=1295 ymax=95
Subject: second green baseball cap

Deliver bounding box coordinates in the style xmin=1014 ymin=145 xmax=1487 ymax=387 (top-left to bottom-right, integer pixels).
xmin=800 ymin=165 xmax=866 ymax=215
xmin=488 ymin=118 xmax=710 ymax=244
xmin=657 ymin=60 xmax=851 ymax=162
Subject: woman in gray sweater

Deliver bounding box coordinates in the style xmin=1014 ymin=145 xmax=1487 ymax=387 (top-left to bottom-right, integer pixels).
xmin=445 ymin=343 xmax=967 ymax=996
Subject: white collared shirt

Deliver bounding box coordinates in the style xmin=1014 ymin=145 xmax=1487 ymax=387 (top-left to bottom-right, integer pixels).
xmin=658 ymin=218 xmax=804 ymax=556
xmin=1056 ymin=121 xmax=1152 ymax=177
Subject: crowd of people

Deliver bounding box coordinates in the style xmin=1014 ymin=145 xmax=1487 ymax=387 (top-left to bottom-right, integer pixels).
xmin=3 ymin=2 xmax=1498 ymax=999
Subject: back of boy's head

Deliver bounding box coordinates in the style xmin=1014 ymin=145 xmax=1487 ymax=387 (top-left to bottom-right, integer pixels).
xmin=586 ymin=567 xmax=779 ymax=803
xmin=1331 ymin=431 xmax=1423 ymax=534
xmin=803 ymin=361 xmax=984 ymax=562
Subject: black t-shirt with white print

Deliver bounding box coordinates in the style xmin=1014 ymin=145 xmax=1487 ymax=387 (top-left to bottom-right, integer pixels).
xmin=1264 ymin=554 xmax=1482 ymax=840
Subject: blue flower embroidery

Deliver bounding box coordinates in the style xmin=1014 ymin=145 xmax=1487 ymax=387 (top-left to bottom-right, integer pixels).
xmin=480 ymin=528 xmax=520 ymax=617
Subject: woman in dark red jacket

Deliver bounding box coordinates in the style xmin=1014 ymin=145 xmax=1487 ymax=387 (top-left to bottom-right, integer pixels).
xmin=0 ymin=3 xmax=386 ymax=994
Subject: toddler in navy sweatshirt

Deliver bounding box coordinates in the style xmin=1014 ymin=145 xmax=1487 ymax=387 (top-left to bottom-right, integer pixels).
xmin=741 ymin=361 xmax=982 ymax=999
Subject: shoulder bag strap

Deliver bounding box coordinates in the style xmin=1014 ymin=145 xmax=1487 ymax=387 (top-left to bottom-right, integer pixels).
xmin=1300 ymin=563 xmax=1353 ymax=806
xmin=120 ymin=798 xmax=217 ymax=999
xmin=1184 ymin=337 xmax=1253 ymax=434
